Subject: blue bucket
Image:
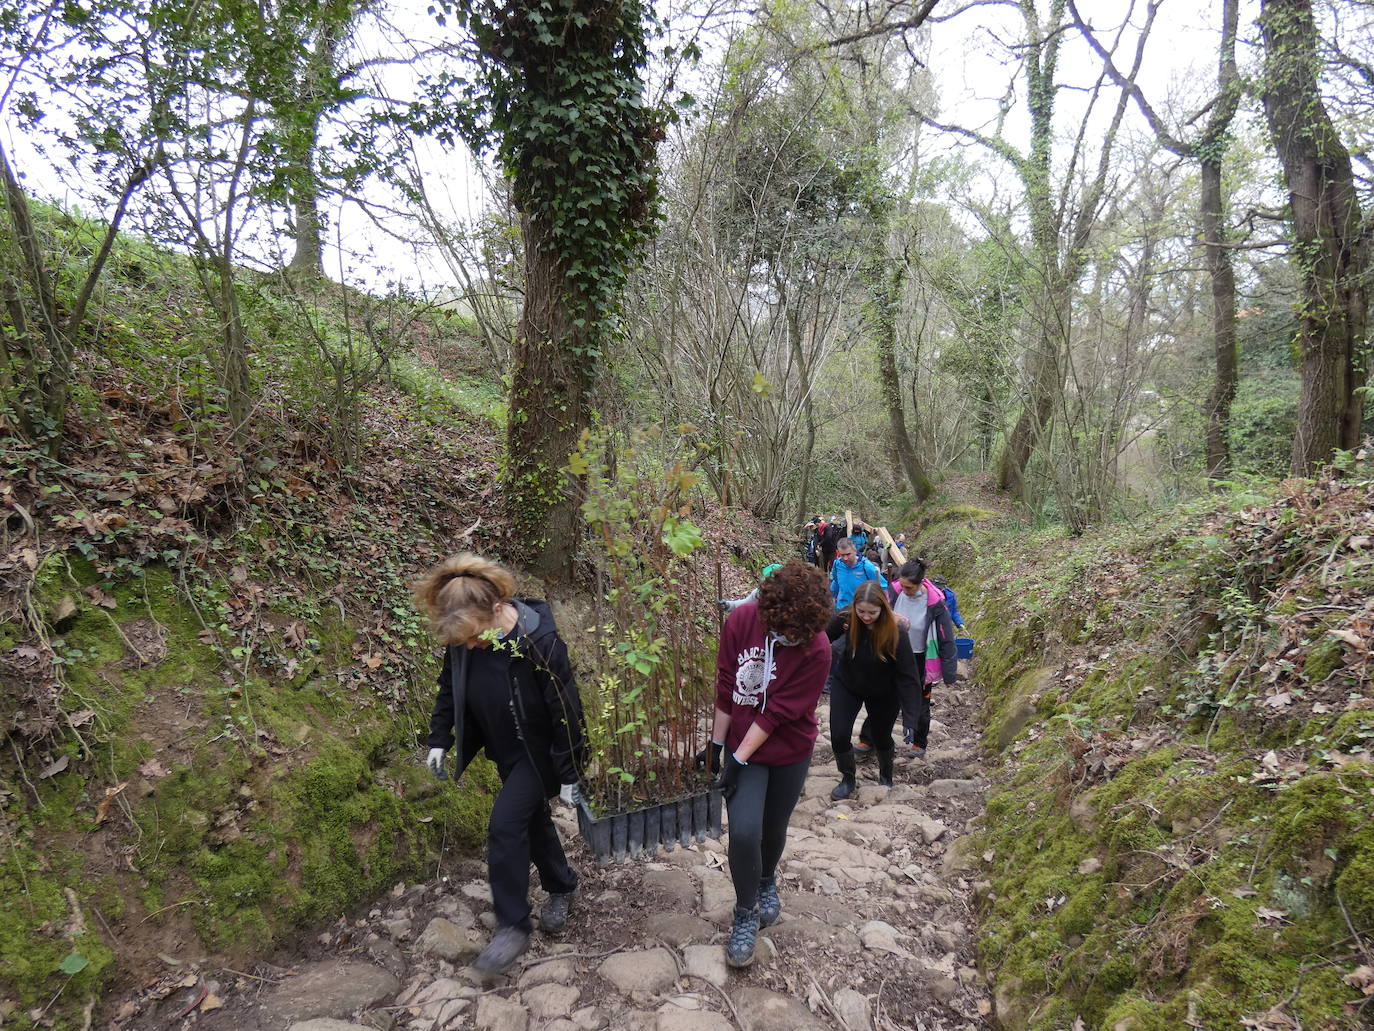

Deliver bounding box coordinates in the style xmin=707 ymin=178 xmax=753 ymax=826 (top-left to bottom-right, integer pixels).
xmin=955 ymin=637 xmax=975 ymax=659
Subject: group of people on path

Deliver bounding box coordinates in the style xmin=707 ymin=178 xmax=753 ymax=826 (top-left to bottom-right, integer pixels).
xmin=803 ymin=512 xmax=909 ymax=579
xmin=412 ymin=533 xmax=967 ymax=981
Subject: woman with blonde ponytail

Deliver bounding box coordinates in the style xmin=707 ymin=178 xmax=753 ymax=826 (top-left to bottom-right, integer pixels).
xmin=417 ymin=553 xmax=586 ymax=976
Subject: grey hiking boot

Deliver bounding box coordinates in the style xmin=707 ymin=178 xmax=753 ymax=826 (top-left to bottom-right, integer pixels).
xmin=540 ymin=890 xmax=574 ymax=935
xmin=757 ymin=878 xmax=781 ymax=927
xmin=473 ymin=926 xmax=529 ymax=975
xmin=725 ymin=905 xmax=761 ymax=968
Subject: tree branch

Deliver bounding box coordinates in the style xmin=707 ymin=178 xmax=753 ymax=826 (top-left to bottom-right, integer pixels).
xmin=821 ymin=0 xmax=942 ymax=49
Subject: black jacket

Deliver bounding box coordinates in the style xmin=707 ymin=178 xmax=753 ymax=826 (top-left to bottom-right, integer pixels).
xmin=829 ymin=628 xmax=920 ymax=703
xmin=426 ymin=598 xmax=587 ymax=796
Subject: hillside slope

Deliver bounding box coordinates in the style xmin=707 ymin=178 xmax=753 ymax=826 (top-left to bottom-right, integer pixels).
xmin=920 ymin=459 xmax=1374 ymax=1029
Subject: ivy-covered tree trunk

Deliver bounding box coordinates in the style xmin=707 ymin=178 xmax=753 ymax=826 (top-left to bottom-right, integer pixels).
xmin=1260 ymin=0 xmax=1369 ymax=474
xmin=450 ymin=0 xmax=661 ymax=577
xmin=507 ymin=213 xmax=594 ymax=580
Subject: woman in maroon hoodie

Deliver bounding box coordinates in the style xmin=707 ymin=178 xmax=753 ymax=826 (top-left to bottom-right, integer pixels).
xmin=707 ymin=561 xmax=832 ymax=968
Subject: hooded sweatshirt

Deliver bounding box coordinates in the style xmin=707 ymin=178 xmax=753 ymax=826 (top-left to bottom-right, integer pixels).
xmin=890 ymin=578 xmax=958 ymax=688
xmin=714 ymin=601 xmax=830 ymax=766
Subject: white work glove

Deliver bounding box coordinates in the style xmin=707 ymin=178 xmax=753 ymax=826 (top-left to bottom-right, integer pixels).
xmin=427 ymin=748 xmax=446 ymax=778
xmin=559 ymin=783 xmax=580 ymax=807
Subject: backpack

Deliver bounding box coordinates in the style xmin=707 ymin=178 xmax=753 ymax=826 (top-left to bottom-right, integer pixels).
xmin=930 ymin=576 xmax=963 ymax=626
xmin=820 ymin=523 xmax=844 ymax=551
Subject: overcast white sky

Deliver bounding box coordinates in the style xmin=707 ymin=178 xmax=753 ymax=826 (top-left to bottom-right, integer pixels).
xmin=1 ymin=0 xmax=1340 ymax=296
xmin=342 ymin=0 xmax=1260 ymax=292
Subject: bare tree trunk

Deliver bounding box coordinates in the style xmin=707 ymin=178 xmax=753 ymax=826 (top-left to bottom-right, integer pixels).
xmin=287 ymin=140 xmax=324 ymax=278
xmin=870 ymin=261 xmax=933 ymax=500
xmin=1201 ymin=158 xmax=1238 ymax=477
xmin=1260 ymin=0 xmax=1369 ymax=474
xmin=285 ymin=12 xmax=346 ymax=279
xmin=1073 ymin=0 xmax=1241 ymax=480
xmin=505 ymin=212 xmax=593 ymax=580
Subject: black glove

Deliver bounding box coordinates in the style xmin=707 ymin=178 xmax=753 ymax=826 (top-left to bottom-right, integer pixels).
xmin=694 ymin=741 xmax=723 ymax=775
xmin=714 ymin=751 xmax=745 ymax=801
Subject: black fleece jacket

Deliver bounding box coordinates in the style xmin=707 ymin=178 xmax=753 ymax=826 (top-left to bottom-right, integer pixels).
xmin=426 ymin=598 xmax=586 ymax=796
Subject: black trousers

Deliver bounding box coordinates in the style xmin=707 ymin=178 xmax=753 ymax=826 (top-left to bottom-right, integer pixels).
xmin=488 ymin=759 xmax=577 ymax=932
xmin=724 ymin=756 xmax=810 ymax=910
xmin=859 ymin=683 xmax=930 ymax=747
xmin=831 ymin=680 xmax=900 ymax=756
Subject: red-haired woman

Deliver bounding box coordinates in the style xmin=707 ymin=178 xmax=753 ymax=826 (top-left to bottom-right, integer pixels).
xmin=827 ymin=580 xmax=919 ymax=800
xmin=416 ymin=553 xmax=585 ymax=976
xmin=710 ymin=561 xmax=832 ymax=968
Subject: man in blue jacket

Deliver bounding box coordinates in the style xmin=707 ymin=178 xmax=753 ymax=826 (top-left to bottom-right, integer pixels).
xmin=829 ymin=538 xmax=887 ymax=609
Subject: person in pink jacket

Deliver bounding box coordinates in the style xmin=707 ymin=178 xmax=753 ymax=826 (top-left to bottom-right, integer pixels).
xmin=707 ymin=562 xmax=832 ymax=969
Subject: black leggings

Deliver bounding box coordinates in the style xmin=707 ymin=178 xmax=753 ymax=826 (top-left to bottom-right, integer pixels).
xmin=724 ymin=756 xmax=811 ymax=909
xmin=487 ymin=759 xmax=577 ymax=932
xmin=830 ymin=680 xmax=899 ymax=756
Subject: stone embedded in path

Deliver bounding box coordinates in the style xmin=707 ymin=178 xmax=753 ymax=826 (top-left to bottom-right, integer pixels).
xmin=656 ymin=1001 xmax=733 ymax=1031
xmin=859 ymin=920 xmax=908 ymax=956
xmin=691 ymin=866 xmax=735 ymax=912
xmin=287 ymin=1021 xmax=374 ymax=1031
xmin=598 ymin=947 xmax=679 ymax=994
xmin=525 ymin=982 xmax=582 ymax=1021
xmin=783 ymin=893 xmax=860 ymax=927
xmin=764 ymin=916 xmax=861 ymax=955
xmin=680 ymin=944 xmax=728 ymax=988
xmin=731 ymin=986 xmax=829 ymax=1031
xmin=263 ymin=960 xmax=398 ymax=1029
xmin=831 ymin=988 xmax=873 ymax=1031
xmin=916 ymin=817 xmax=949 ymax=844
xmin=475 ymin=993 xmax=529 ymax=1031
xmin=415 ymin=916 xmax=483 ymax=962
xmin=643 ymin=868 xmax=698 ymax=909
xmin=791 ymin=837 xmax=886 ymax=871
xmin=571 ymin=1005 xmax=606 ymax=1029
xmin=518 ymin=957 xmax=578 ymax=988
xmin=659 ymin=847 xmax=708 ymax=869
xmin=643 ymin=912 xmax=715 ymax=946
xmin=929 ymin=778 xmax=981 ymax=798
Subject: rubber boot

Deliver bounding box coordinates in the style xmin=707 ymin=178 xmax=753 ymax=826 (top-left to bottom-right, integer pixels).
xmin=877 ymin=746 xmax=895 ymax=787
xmin=831 ymin=750 xmax=857 ymax=801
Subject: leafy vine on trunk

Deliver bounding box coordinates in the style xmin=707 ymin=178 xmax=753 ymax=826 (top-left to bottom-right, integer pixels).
xmin=433 ymin=0 xmax=667 ymax=578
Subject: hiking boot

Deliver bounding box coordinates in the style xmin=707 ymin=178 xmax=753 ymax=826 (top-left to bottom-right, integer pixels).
xmin=852 ymin=739 xmax=873 ymax=757
xmin=906 ymin=743 xmax=926 ymax=760
xmin=725 ymin=905 xmax=761 ymax=968
xmin=472 ymin=926 xmax=529 ymax=975
xmin=877 ymin=747 xmax=894 ymax=787
xmin=540 ymin=890 xmax=574 ymax=935
xmin=757 ymin=878 xmax=781 ymax=927
xmin=831 ymin=750 xmax=857 ymax=801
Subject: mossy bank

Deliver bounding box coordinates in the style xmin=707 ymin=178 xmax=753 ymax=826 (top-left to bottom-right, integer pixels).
xmin=1 ymin=499 xmax=502 ymax=1030
xmin=919 ymin=460 xmax=1374 ymax=1031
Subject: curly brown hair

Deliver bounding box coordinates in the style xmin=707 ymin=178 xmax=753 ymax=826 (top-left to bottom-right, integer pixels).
xmin=756 ymin=561 xmax=832 ymax=642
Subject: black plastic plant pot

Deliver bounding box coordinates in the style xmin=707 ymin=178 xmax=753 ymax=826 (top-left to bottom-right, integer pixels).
xmin=576 ymin=788 xmax=723 ymax=862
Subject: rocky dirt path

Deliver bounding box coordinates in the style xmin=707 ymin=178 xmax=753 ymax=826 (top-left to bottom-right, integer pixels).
xmin=115 ymin=671 xmax=992 ymax=1031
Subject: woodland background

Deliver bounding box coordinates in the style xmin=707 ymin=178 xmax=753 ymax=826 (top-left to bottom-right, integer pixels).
xmin=0 ymin=1 xmax=1371 ymax=1029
